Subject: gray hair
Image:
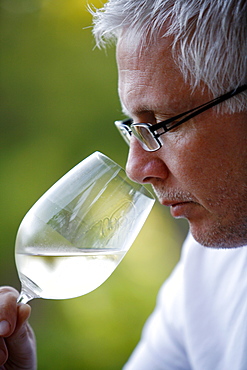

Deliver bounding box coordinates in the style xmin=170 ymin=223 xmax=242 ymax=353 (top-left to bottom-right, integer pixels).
xmin=90 ymin=0 xmax=247 ymax=113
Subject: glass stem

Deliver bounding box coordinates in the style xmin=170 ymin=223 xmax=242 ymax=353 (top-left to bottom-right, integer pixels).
xmin=17 ymin=291 xmax=33 ymax=304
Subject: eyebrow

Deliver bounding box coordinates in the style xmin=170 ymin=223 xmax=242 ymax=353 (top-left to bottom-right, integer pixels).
xmin=120 ymin=96 xmax=181 ymax=121
xmin=121 ymin=102 xmax=160 ymax=120
xmin=121 ymin=103 xmax=130 ymax=117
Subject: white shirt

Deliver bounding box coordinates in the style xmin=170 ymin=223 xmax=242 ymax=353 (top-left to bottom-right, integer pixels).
xmin=124 ymin=234 xmax=247 ymax=369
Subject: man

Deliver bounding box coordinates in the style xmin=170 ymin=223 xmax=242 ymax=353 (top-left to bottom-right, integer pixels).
xmin=0 ymin=0 xmax=246 ymax=368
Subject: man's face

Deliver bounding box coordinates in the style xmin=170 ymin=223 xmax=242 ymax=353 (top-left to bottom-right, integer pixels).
xmin=117 ymin=36 xmax=247 ymax=248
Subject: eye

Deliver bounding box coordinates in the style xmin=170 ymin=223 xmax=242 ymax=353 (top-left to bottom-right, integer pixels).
xmin=165 ymin=120 xmax=181 ymax=131
xmin=154 ymin=125 xmax=166 ymax=135
xmin=153 ymin=119 xmax=180 ymax=135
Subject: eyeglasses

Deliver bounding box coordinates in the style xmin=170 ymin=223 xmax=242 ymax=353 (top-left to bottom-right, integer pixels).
xmin=115 ymin=84 xmax=247 ymax=152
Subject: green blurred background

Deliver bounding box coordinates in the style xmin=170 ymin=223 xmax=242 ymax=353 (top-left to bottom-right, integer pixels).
xmin=0 ymin=1 xmax=188 ymax=368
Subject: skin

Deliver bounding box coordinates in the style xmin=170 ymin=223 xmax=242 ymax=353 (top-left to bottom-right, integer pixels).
xmin=0 ymin=287 xmax=36 ymax=369
xmin=0 ymin=28 xmax=246 ymax=369
xmin=117 ymin=36 xmax=247 ymax=248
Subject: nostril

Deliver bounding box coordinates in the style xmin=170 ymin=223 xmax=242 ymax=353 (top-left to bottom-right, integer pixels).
xmin=126 ymin=143 xmax=169 ymax=185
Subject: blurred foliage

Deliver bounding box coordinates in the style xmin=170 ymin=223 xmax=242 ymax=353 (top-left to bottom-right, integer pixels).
xmin=0 ymin=0 xmax=188 ymax=368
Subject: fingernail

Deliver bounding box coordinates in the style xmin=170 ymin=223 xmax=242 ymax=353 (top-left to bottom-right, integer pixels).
xmin=0 ymin=320 xmax=10 ymax=336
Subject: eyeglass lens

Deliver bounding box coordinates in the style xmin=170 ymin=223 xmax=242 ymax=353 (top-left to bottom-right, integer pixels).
xmin=132 ymin=125 xmax=159 ymax=151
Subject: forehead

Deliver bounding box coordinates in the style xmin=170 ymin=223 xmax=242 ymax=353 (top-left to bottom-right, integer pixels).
xmin=116 ymin=36 xmax=196 ymax=116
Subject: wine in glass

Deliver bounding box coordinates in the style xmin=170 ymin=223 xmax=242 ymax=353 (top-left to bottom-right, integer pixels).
xmin=15 ymin=152 xmax=155 ymax=303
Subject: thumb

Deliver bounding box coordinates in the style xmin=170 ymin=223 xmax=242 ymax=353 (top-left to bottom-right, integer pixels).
xmin=5 ymin=304 xmax=37 ymax=369
xmin=14 ymin=303 xmax=32 ymax=333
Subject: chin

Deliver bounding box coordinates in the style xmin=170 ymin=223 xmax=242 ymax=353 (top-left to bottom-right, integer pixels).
xmin=189 ymin=221 xmax=247 ymax=249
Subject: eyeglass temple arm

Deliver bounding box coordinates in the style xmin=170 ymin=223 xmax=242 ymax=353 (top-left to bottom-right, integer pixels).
xmin=153 ymin=84 xmax=247 ymax=132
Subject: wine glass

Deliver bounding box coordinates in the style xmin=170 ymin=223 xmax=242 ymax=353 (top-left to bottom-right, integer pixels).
xmin=15 ymin=151 xmax=155 ymax=303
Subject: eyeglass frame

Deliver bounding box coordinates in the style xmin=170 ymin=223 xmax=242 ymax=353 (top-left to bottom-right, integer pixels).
xmin=115 ymin=84 xmax=247 ymax=152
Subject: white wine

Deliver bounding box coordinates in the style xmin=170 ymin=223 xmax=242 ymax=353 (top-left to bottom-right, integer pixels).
xmin=15 ymin=214 xmax=127 ymax=300
xmin=16 ymin=248 xmax=125 ymax=299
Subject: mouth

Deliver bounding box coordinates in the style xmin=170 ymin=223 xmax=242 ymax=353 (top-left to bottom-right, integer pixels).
xmin=162 ymin=200 xmax=197 ymax=218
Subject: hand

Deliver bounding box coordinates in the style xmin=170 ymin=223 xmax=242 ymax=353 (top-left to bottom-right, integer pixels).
xmin=0 ymin=287 xmax=36 ymax=370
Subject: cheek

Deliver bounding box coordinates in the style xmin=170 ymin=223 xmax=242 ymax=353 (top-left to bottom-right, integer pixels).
xmin=167 ymin=133 xmax=226 ymax=194
xmin=173 ymin=135 xmax=244 ymax=211
xmin=166 ymin=133 xmax=210 ymax=179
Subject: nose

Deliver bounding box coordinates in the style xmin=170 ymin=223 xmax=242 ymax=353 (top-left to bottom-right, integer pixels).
xmin=126 ymin=138 xmax=169 ymax=184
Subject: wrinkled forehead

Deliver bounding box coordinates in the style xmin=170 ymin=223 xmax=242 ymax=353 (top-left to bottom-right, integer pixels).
xmin=116 ymin=35 xmax=199 ymax=116
xmin=116 ymin=34 xmax=181 ymax=91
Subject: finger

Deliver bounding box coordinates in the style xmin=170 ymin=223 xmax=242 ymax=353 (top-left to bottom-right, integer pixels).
xmin=15 ymin=303 xmax=32 ymax=333
xmin=0 ymin=337 xmax=8 ymax=367
xmin=0 ymin=286 xmax=19 ymax=337
xmin=5 ymin=305 xmax=36 ymax=369
xmin=6 ymin=303 xmax=34 ymax=349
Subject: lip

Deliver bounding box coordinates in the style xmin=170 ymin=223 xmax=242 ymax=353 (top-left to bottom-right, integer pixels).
xmin=162 ymin=201 xmax=196 ymax=218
